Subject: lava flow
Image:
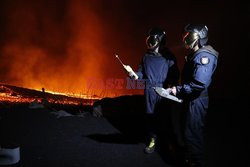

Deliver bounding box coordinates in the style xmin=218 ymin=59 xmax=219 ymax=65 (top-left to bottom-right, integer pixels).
xmin=0 ymin=84 xmax=98 ymax=105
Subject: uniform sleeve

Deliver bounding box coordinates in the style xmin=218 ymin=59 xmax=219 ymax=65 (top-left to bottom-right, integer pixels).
xmin=135 ymin=57 xmax=144 ymax=79
xmin=177 ymin=53 xmax=216 ymax=96
xmin=165 ymin=58 xmax=180 ymax=86
xmin=193 ymin=53 xmax=215 ymax=85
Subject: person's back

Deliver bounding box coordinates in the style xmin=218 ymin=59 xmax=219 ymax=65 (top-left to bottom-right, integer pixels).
xmin=130 ymin=27 xmax=179 ymax=154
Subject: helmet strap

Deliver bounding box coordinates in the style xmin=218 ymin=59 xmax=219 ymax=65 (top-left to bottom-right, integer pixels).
xmin=189 ymin=39 xmax=198 ymax=50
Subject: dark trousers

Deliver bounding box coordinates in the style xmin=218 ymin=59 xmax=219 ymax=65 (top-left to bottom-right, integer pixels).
xmin=145 ymin=98 xmax=173 ymax=141
xmin=184 ymin=96 xmax=208 ymax=166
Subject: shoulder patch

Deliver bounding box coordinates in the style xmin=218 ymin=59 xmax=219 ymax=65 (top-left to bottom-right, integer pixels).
xmin=201 ymin=57 xmax=209 ymax=65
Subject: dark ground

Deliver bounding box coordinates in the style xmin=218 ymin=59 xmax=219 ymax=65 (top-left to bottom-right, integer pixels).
xmin=0 ymin=95 xmax=248 ymax=167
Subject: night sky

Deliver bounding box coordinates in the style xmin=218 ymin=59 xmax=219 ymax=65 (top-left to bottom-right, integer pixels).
xmin=0 ymin=0 xmax=249 ymax=100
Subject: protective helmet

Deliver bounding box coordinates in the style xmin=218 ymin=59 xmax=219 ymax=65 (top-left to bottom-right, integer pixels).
xmin=183 ymin=24 xmax=208 ymax=49
xmin=146 ymin=27 xmax=166 ymax=51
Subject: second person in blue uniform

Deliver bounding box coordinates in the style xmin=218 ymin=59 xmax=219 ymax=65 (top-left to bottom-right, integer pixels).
xmin=129 ymin=27 xmax=179 ymax=154
xmin=169 ymin=24 xmax=218 ymax=167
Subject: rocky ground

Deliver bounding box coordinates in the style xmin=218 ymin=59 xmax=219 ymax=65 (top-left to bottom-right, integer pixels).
xmin=0 ymin=86 xmax=248 ymax=167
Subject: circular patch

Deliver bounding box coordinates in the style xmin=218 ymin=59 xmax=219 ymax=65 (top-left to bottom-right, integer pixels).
xmin=201 ymin=57 xmax=209 ymax=65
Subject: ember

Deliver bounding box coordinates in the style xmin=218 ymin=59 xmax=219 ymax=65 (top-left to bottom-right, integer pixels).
xmin=0 ymin=84 xmax=97 ymax=105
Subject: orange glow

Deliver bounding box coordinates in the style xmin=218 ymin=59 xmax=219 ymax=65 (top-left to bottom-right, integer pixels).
xmin=0 ymin=85 xmax=96 ymax=105
xmin=182 ymin=32 xmax=189 ymax=42
xmin=0 ymin=0 xmax=143 ymax=98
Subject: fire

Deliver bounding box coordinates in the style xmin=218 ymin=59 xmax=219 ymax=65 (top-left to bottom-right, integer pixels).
xmin=0 ymin=85 xmax=97 ymax=105
xmin=0 ymin=0 xmax=143 ymax=98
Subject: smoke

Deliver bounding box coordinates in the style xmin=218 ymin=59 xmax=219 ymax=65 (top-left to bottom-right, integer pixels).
xmin=0 ymin=0 xmax=141 ymax=97
xmin=0 ymin=0 xmax=233 ymax=98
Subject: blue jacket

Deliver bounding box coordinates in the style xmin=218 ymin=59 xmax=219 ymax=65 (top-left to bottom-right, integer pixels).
xmin=176 ymin=45 xmax=218 ymax=100
xmin=137 ymin=48 xmax=179 ymax=87
xmin=136 ymin=48 xmax=179 ymax=113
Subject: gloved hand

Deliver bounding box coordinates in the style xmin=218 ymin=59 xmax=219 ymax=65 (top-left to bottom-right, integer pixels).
xmin=124 ymin=65 xmax=138 ymax=80
xmin=128 ymin=71 xmax=135 ymax=78
xmin=168 ymin=86 xmax=177 ymax=96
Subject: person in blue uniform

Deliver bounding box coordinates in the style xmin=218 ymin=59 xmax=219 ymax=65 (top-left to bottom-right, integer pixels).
xmin=129 ymin=27 xmax=179 ymax=154
xmin=169 ymin=24 xmax=219 ymax=167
